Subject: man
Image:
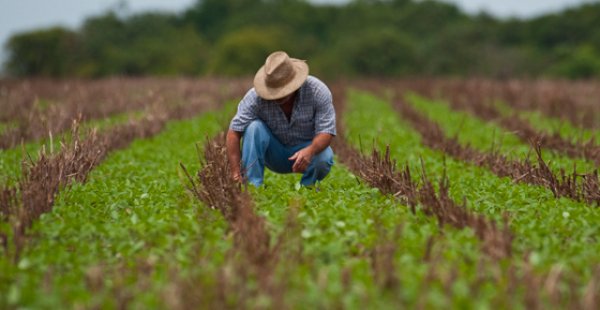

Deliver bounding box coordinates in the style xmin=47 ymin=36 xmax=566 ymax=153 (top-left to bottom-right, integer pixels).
xmin=226 ymin=51 xmax=336 ymax=187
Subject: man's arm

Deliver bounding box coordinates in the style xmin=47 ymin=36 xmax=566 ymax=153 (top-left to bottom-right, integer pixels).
xmin=226 ymin=129 xmax=243 ymax=182
xmin=289 ymin=133 xmax=333 ymax=173
xmin=289 ymin=80 xmax=336 ymax=173
xmin=227 ymin=89 xmax=260 ymax=181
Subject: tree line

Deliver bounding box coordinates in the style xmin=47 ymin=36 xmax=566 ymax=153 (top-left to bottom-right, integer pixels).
xmin=4 ymin=0 xmax=600 ymax=79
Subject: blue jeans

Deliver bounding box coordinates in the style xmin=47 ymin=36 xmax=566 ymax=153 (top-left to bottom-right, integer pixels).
xmin=241 ymin=120 xmax=334 ymax=186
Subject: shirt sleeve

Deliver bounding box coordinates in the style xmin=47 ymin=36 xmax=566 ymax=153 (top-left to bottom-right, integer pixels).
xmin=314 ymin=85 xmax=337 ymax=136
xmin=229 ymin=89 xmax=259 ymax=132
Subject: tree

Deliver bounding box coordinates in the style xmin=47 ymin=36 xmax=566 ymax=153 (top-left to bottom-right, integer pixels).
xmin=77 ymin=12 xmax=209 ymax=76
xmin=549 ymin=45 xmax=600 ymax=79
xmin=208 ymin=27 xmax=287 ymax=76
xmin=4 ymin=27 xmax=79 ymax=77
xmin=342 ymin=28 xmax=418 ymax=76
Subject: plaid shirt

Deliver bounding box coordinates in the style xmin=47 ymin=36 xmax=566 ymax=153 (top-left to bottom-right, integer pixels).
xmin=229 ymin=76 xmax=336 ymax=146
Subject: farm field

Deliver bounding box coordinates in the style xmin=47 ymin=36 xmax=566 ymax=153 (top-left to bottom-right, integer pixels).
xmin=0 ymin=78 xmax=599 ymax=308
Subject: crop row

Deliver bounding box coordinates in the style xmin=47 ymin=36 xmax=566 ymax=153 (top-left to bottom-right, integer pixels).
xmin=338 ymin=93 xmax=598 ymax=307
xmin=0 ymin=108 xmax=230 ymax=307
xmin=414 ymin=82 xmax=600 ymax=166
xmin=0 ymin=81 xmax=245 ymax=262
xmin=392 ymin=93 xmax=599 ymax=205
xmin=1 ymin=80 xmax=598 ymax=308
xmin=344 ymin=90 xmax=600 ymax=277
xmin=402 ymin=94 xmax=596 ymax=173
xmin=393 ymin=78 xmax=600 ymax=130
xmin=0 ymin=78 xmax=248 ymax=149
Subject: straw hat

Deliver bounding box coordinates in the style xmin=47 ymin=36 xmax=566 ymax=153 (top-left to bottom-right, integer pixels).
xmin=254 ymin=51 xmax=309 ymax=100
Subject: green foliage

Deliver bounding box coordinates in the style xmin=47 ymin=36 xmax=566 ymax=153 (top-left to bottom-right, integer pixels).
xmin=77 ymin=12 xmax=209 ymax=77
xmin=345 ymin=90 xmax=600 ymax=278
xmin=4 ymin=27 xmax=79 ymax=77
xmin=406 ymin=93 xmax=597 ymax=173
xmin=208 ymin=27 xmax=286 ymax=76
xmin=4 ymin=1 xmax=600 ymax=78
xmin=252 ymin=167 xmax=490 ymax=308
xmin=549 ymin=45 xmax=600 ymax=79
xmin=339 ymin=28 xmax=417 ymax=76
xmin=1 ymin=110 xmax=226 ymax=308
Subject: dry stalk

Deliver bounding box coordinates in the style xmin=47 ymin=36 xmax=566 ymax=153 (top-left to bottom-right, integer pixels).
xmin=181 ymin=133 xmax=284 ymax=308
xmin=392 ymin=95 xmax=599 ymax=206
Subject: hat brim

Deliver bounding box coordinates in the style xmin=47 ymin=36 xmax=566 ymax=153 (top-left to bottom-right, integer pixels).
xmin=253 ymin=59 xmax=309 ymax=101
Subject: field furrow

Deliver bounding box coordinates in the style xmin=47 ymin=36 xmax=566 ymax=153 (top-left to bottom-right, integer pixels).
xmin=0 ymin=110 xmax=146 ymax=182
xmin=0 ymin=110 xmax=228 ymax=308
xmin=250 ymin=164 xmax=494 ymax=307
xmin=409 ymin=91 xmax=600 ymax=167
xmin=0 ymin=78 xmax=248 ymax=149
xmin=515 ymin=109 xmax=600 ymax=145
xmin=344 ymin=90 xmax=600 ymax=277
xmin=394 ymin=93 xmax=599 ymax=205
xmin=404 ymin=93 xmax=597 ymax=172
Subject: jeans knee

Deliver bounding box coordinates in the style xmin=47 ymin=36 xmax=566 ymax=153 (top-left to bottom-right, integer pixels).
xmin=244 ymin=120 xmax=269 ymax=140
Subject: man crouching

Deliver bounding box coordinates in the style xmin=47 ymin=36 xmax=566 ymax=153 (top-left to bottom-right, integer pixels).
xmin=226 ymin=51 xmax=336 ymax=187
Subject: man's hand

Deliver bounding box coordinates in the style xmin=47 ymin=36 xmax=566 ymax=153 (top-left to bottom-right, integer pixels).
xmin=231 ymin=171 xmax=243 ymax=183
xmin=226 ymin=129 xmax=243 ymax=183
xmin=289 ymin=146 xmax=315 ymax=173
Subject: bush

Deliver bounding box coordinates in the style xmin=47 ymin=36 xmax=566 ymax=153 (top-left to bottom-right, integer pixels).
xmin=549 ymin=45 xmax=600 ymax=79
xmin=207 ymin=27 xmax=287 ymax=76
xmin=5 ymin=27 xmax=79 ymax=77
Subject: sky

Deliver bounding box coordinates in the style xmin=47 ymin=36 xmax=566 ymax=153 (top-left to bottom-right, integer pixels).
xmin=0 ymin=0 xmax=596 ymax=69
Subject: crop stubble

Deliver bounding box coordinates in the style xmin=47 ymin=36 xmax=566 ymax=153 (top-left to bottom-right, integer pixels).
xmin=416 ymin=80 xmax=600 ymax=166
xmin=0 ymin=79 xmax=247 ymax=260
xmin=379 ymin=88 xmax=599 ymax=206
xmin=0 ymin=78 xmax=249 ymax=149
xmin=340 ymin=84 xmax=600 ymax=308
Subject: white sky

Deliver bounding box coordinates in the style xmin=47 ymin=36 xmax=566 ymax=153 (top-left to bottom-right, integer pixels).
xmin=0 ymin=0 xmax=597 ymax=70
